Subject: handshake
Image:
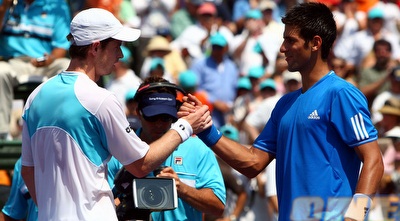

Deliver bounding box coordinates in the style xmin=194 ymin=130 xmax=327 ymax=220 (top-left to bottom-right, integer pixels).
xmin=173 ymin=94 xmax=222 ymax=146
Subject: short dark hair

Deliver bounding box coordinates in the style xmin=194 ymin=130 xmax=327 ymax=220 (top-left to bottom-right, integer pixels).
xmin=281 ymin=2 xmax=336 ymax=60
xmin=136 ymin=77 xmax=177 ymax=102
xmin=67 ymin=36 xmax=115 ymax=59
xmin=373 ymin=39 xmax=392 ymax=52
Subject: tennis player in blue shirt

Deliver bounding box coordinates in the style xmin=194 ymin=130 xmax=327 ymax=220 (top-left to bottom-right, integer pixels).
xmin=186 ymin=2 xmax=384 ymax=221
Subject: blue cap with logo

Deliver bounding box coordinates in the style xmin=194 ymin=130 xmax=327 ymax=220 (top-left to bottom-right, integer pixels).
xmin=138 ymin=93 xmax=177 ymax=120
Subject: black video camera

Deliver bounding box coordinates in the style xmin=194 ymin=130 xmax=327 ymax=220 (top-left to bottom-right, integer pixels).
xmin=113 ymin=166 xmax=178 ymax=221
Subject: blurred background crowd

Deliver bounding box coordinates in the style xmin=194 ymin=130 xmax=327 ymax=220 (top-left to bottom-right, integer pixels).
xmin=1 ymin=0 xmax=400 ymax=220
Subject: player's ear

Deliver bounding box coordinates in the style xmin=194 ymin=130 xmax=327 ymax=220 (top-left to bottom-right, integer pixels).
xmin=311 ymin=35 xmax=322 ymax=51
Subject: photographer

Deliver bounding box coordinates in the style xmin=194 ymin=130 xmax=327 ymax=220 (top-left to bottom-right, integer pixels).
xmin=129 ymin=76 xmax=225 ymax=221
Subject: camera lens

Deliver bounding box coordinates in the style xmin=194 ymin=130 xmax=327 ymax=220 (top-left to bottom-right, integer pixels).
xmin=134 ymin=178 xmax=176 ymax=210
xmin=141 ymin=185 xmax=167 ymax=208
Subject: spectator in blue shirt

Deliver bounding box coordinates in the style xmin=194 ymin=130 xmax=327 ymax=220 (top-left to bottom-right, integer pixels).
xmin=191 ymin=32 xmax=239 ymax=129
xmin=0 ymin=0 xmax=71 ymax=139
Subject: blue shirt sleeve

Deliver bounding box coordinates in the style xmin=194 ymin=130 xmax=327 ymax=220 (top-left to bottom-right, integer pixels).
xmin=330 ymin=86 xmax=378 ymax=147
xmin=2 ymin=158 xmax=37 ymax=221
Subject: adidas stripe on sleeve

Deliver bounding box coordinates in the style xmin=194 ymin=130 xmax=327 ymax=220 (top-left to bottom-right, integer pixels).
xmin=331 ymin=85 xmax=377 ymax=147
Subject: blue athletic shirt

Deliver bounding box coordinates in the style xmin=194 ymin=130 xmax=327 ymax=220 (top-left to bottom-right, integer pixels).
xmin=21 ymin=71 xmax=150 ymax=220
xmin=0 ymin=0 xmax=71 ymax=58
xmin=254 ymin=71 xmax=378 ymax=220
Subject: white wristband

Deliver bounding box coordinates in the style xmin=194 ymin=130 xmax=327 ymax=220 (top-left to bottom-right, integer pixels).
xmin=344 ymin=193 xmax=372 ymax=220
xmin=170 ymin=119 xmax=193 ymax=142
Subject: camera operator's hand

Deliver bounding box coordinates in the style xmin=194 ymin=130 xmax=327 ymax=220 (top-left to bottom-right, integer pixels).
xmin=155 ymin=166 xmax=224 ymax=216
xmin=155 ymin=167 xmax=197 ymax=200
xmin=155 ymin=167 xmax=184 ymax=193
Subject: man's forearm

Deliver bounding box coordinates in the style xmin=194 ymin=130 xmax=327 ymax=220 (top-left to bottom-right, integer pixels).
xmin=211 ymin=136 xmax=272 ymax=178
xmin=178 ymin=185 xmax=224 ymax=216
xmin=345 ymin=141 xmax=384 ymax=220
xmin=355 ymin=150 xmax=384 ymax=195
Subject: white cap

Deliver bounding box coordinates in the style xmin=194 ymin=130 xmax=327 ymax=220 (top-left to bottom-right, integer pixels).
xmin=70 ymin=8 xmax=141 ymax=46
xmin=259 ymin=0 xmax=276 ymax=11
xmin=282 ymin=70 xmax=302 ymax=84
xmin=171 ymin=39 xmax=202 ymax=58
xmin=385 ymin=126 xmax=400 ymax=139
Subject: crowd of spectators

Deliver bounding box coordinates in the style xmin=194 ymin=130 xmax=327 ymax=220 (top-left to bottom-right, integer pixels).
xmin=1 ymin=0 xmax=400 ymax=220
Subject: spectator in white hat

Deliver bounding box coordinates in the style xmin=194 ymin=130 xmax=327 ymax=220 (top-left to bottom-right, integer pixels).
xmin=378 ymin=96 xmax=400 ymax=136
xmin=371 ymin=65 xmax=400 ymax=125
xmin=378 ymin=97 xmax=400 ymax=174
xmin=140 ymin=35 xmax=187 ymax=82
xmin=282 ymin=70 xmax=302 ymax=94
xmin=259 ymin=0 xmax=284 ymax=40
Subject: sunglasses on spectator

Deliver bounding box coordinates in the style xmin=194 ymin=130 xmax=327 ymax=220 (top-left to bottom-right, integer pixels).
xmin=143 ymin=114 xmax=174 ymax=122
xmin=212 ymin=45 xmax=224 ymax=50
